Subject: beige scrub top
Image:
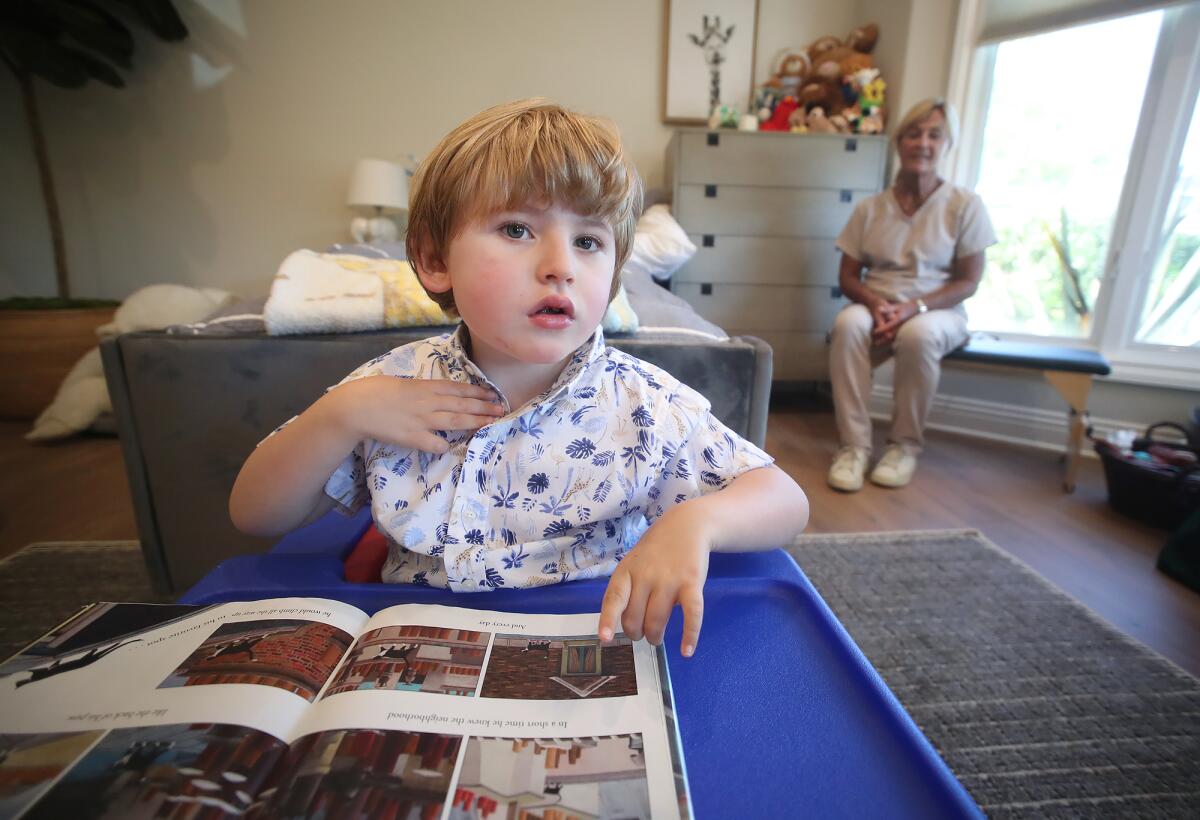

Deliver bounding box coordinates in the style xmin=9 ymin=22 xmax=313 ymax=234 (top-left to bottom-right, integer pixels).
xmin=835 ymin=182 xmax=997 ymax=317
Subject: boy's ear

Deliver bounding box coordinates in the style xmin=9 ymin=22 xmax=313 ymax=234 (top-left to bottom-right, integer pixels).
xmin=411 ymin=242 xmax=451 ymax=294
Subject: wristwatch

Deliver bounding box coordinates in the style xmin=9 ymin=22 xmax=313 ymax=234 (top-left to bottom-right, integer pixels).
xmin=915 ymin=298 xmax=929 ymax=314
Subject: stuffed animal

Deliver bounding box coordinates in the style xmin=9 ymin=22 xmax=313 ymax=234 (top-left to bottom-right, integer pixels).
xmin=754 ymin=85 xmax=781 ymax=122
xmin=806 ymin=106 xmax=838 ymax=134
xmin=761 ymin=96 xmax=800 ymax=131
xmin=858 ymin=108 xmax=885 ymax=134
xmin=797 ymin=77 xmax=843 ymax=115
xmin=807 ymin=22 xmax=879 ymax=88
xmin=787 ymin=106 xmax=808 ymax=133
xmin=770 ymin=49 xmax=810 ymax=96
xmin=708 ymin=104 xmax=741 ymax=129
xmin=861 ymin=76 xmax=887 ymax=113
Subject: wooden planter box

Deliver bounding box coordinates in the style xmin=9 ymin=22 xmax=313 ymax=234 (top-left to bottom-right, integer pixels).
xmin=0 ymin=307 xmax=116 ymax=421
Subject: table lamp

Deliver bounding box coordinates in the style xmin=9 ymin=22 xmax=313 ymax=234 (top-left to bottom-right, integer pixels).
xmin=347 ymin=158 xmax=408 ymax=243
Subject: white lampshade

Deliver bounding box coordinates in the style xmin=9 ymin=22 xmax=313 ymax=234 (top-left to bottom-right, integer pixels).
xmin=346 ymin=158 xmax=408 ymax=210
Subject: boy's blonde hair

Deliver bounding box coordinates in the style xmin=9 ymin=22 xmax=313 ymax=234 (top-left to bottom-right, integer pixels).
xmin=406 ymin=98 xmax=643 ymax=315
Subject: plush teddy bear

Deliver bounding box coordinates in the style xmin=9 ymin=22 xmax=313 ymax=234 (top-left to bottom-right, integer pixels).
xmin=806 ymin=106 xmax=838 ymax=134
xmin=807 ymin=22 xmax=880 ymax=89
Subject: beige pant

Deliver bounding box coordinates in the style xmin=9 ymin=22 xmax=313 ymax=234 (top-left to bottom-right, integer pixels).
xmin=829 ymin=303 xmax=969 ymax=453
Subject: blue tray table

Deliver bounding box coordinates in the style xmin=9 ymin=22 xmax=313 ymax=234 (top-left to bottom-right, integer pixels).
xmin=181 ymin=511 xmax=981 ymax=818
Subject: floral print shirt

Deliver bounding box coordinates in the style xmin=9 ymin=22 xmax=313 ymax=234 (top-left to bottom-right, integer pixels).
xmin=324 ymin=327 xmax=773 ymax=591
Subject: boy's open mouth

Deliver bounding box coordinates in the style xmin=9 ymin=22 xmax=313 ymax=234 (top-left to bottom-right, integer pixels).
xmin=530 ymin=297 xmax=574 ymax=319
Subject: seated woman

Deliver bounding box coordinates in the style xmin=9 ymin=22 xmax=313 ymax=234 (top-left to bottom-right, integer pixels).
xmin=827 ymin=98 xmax=997 ymax=492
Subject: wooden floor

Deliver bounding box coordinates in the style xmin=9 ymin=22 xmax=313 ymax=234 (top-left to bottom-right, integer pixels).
xmin=2 ymin=405 xmax=1198 ymax=676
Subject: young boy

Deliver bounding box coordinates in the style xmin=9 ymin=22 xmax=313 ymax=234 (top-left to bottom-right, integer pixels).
xmin=230 ymin=99 xmax=809 ymax=657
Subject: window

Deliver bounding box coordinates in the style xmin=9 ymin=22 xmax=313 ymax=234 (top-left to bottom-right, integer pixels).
xmin=953 ymin=1 xmax=1200 ymax=384
xmin=1135 ymin=90 xmax=1199 ymax=347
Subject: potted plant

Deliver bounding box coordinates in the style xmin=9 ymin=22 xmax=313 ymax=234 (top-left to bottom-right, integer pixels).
xmin=0 ymin=0 xmax=188 ymax=420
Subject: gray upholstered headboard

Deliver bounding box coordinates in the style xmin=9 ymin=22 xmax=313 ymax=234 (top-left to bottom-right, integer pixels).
xmin=101 ymin=328 xmax=772 ymax=593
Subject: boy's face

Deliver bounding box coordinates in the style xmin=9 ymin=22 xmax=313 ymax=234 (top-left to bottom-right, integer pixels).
xmin=418 ymin=202 xmax=616 ymax=374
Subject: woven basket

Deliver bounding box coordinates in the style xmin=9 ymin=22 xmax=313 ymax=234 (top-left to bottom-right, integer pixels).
xmin=1094 ymin=423 xmax=1200 ymax=530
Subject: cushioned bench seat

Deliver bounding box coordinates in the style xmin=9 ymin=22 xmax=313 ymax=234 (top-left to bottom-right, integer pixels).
xmin=944 ymin=338 xmax=1111 ymax=492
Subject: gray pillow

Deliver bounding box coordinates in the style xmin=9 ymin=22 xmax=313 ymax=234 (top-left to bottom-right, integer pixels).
xmin=166 ymin=296 xmax=267 ymax=335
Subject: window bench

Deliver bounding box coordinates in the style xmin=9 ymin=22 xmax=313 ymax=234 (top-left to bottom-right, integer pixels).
xmin=943 ymin=338 xmax=1112 ymax=493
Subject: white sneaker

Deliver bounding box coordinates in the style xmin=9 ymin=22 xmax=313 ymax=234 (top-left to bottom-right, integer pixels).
xmin=828 ymin=446 xmax=870 ymax=492
xmin=870 ymin=444 xmax=918 ymax=488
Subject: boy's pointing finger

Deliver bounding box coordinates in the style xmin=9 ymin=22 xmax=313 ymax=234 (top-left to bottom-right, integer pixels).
xmin=598 ymin=570 xmax=631 ymax=643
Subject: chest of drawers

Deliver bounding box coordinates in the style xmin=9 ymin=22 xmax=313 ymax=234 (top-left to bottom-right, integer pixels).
xmin=666 ymin=129 xmax=888 ymax=380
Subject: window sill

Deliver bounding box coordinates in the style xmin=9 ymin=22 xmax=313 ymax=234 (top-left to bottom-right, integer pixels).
xmin=1103 ymin=358 xmax=1200 ymax=392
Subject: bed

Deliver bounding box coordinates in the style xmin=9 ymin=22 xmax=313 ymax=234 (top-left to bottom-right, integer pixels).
xmin=100 ymin=255 xmax=774 ymax=594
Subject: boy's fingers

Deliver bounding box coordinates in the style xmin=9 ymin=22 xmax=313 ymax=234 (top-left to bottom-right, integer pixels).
xmin=433 ymin=412 xmax=507 ymax=431
xmin=642 ymin=588 xmax=676 ymax=646
xmin=620 ymin=581 xmax=650 ymax=642
xmin=598 ymin=570 xmax=631 ymax=642
xmin=678 ymin=584 xmax=704 ymax=658
xmin=434 ymin=380 xmax=501 ymax=402
xmin=417 ymin=434 xmax=451 ymax=454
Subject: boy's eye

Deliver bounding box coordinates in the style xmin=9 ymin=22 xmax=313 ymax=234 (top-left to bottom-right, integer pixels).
xmin=575 ymin=235 xmax=603 ymax=251
xmin=502 ymin=223 xmax=530 ymax=239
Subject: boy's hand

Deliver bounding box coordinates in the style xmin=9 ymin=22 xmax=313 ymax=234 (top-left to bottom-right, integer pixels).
xmin=597 ymin=507 xmax=712 ymax=658
xmin=332 ymin=376 xmax=504 ymax=452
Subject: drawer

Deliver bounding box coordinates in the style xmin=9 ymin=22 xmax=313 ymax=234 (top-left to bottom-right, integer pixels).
xmin=675 ymin=185 xmax=866 ymax=237
xmin=676 ymin=235 xmax=841 ymax=287
xmin=673 ymin=283 xmax=845 ymax=332
xmin=727 ymin=329 xmax=831 ymax=380
xmin=675 ymin=131 xmax=887 ymax=190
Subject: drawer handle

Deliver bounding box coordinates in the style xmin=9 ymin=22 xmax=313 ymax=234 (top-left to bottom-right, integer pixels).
xmin=830 ymin=286 xmax=843 ymax=299
xmin=703 ymin=235 xmax=714 ymax=247
xmin=705 ymin=184 xmax=718 ymax=198
xmin=840 ymin=190 xmax=851 ymax=203
xmin=844 ymin=138 xmax=857 ymax=152
xmin=707 ymin=133 xmax=720 ymax=147
xmin=701 ymin=283 xmax=713 ymax=295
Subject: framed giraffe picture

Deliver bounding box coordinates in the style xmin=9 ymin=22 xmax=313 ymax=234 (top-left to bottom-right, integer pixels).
xmin=662 ymin=0 xmax=760 ymax=125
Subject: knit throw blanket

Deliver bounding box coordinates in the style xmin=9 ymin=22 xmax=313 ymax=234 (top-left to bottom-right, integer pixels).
xmin=263 ymin=250 xmax=453 ymax=335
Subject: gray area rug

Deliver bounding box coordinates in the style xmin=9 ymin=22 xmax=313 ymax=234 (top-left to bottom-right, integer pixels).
xmin=0 ymin=542 xmax=169 ymax=660
xmin=790 ymin=529 xmax=1200 ymax=819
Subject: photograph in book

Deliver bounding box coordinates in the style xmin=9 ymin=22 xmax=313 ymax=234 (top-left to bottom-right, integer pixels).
xmin=19 ymin=722 xmax=288 ymax=819
xmin=258 ymin=728 xmax=461 ymax=818
xmin=0 ymin=730 xmax=104 ymax=817
xmin=322 ymin=624 xmax=491 ymax=698
xmin=159 ymin=619 xmax=354 ymax=701
xmin=0 ymin=603 xmax=202 ymax=686
xmin=480 ymin=633 xmax=637 ymax=699
xmin=453 ymin=734 xmax=651 ymax=820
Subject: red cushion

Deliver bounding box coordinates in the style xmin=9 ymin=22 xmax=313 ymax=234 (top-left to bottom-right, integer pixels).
xmin=343 ymin=524 xmax=388 ymax=583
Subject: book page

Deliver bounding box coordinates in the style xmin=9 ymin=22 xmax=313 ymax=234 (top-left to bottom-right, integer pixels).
xmin=279 ymin=604 xmax=691 ymax=820
xmin=0 ymin=598 xmax=368 ymax=818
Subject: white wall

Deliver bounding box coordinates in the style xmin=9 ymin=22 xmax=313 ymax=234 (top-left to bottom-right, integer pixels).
xmin=1 ymin=0 xmax=869 ymax=301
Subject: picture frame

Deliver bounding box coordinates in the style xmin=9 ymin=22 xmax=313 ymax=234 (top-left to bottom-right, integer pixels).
xmin=661 ymin=0 xmax=760 ymax=125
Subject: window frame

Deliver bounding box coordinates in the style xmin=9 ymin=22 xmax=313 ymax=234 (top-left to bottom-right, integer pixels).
xmin=948 ymin=1 xmax=1200 ymax=389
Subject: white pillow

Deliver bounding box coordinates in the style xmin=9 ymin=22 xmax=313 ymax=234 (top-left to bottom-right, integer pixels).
xmin=601 ymin=283 xmax=639 ymax=334
xmin=623 ymin=204 xmax=697 ymax=282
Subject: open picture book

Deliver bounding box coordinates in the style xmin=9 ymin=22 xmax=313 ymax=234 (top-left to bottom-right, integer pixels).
xmin=0 ymin=598 xmax=691 ymax=819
